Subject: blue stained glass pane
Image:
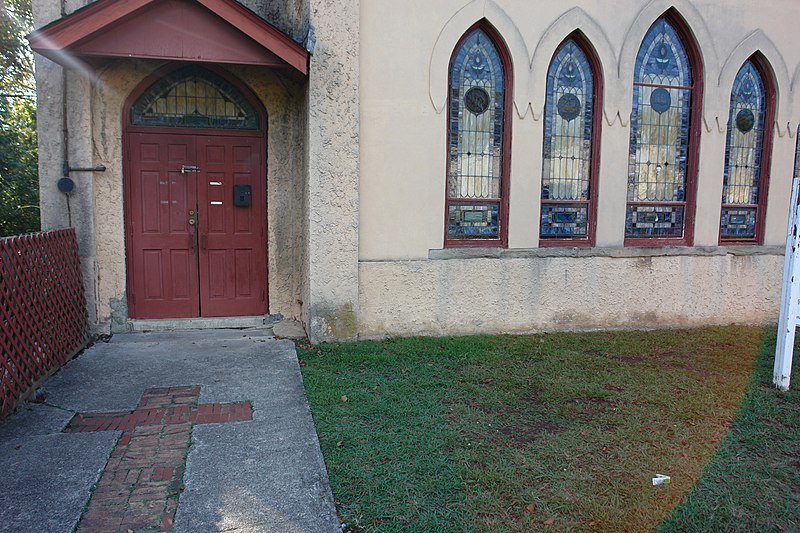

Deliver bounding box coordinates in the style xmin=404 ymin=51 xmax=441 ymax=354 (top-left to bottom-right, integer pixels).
xmin=540 ymin=39 xmax=594 ymax=241
xmin=626 ymin=17 xmax=695 ymax=239
xmin=625 ymin=205 xmax=685 ymax=238
xmin=720 ymin=207 xmax=757 ymax=238
xmin=447 ymin=28 xmax=507 ymax=240
xmin=635 ymin=19 xmax=691 ymax=87
xmin=540 ymin=204 xmax=588 ymax=238
xmin=448 ymin=202 xmax=500 ymax=238
xmin=721 ymin=61 xmax=766 ymax=212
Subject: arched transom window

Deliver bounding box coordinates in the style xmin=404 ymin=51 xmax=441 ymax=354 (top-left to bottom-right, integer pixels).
xmin=446 ymin=26 xmax=510 ymax=246
xmin=131 ymin=66 xmax=259 ymax=130
xmin=626 ymin=16 xmax=699 ymax=244
xmin=720 ymin=59 xmax=772 ymax=243
xmin=540 ymin=37 xmax=599 ymax=244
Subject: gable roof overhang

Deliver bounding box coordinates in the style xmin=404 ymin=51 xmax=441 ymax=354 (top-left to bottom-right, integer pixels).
xmin=27 ymin=0 xmax=308 ymax=76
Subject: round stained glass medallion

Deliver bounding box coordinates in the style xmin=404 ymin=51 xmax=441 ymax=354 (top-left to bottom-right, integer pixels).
xmin=650 ymin=88 xmax=671 ymax=114
xmin=464 ymin=87 xmax=490 ymax=115
xmin=736 ymin=108 xmax=755 ymax=133
xmin=557 ymin=93 xmax=581 ymax=122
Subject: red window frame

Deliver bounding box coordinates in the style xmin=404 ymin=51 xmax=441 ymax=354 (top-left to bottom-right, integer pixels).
xmin=719 ymin=53 xmax=776 ymax=245
xmin=540 ymin=31 xmax=603 ymax=248
xmin=625 ymin=10 xmax=703 ymax=247
xmin=444 ymin=20 xmax=513 ymax=248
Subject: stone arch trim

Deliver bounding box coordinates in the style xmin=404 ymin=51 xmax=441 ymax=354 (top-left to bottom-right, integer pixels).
xmin=617 ymin=1 xmax=718 ymax=125
xmin=528 ymin=7 xmax=616 ymax=121
xmin=718 ymin=30 xmax=791 ymax=134
xmin=429 ymin=0 xmax=530 ymax=116
xmin=789 ymin=63 xmax=800 ymax=137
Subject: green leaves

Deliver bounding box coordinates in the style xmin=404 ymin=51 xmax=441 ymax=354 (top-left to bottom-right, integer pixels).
xmin=0 ymin=0 xmax=38 ymax=237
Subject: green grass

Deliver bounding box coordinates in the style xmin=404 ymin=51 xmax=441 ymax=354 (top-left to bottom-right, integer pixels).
xmin=658 ymin=330 xmax=800 ymax=532
xmin=299 ymin=326 xmax=790 ymax=532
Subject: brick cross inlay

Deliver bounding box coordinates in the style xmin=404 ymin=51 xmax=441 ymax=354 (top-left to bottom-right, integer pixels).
xmin=63 ymin=386 xmax=253 ymax=532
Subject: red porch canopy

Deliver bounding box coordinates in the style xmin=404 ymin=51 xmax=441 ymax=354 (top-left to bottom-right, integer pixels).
xmin=27 ymin=0 xmax=309 ymax=75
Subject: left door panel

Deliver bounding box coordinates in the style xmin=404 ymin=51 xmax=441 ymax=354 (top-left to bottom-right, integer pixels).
xmin=127 ymin=133 xmax=199 ymax=318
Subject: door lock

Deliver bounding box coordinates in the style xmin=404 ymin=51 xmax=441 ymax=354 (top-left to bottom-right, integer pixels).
xmin=188 ymin=210 xmax=197 ymax=226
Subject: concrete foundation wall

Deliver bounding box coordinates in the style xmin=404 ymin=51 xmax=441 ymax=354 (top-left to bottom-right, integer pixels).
xmin=359 ymin=248 xmax=783 ymax=338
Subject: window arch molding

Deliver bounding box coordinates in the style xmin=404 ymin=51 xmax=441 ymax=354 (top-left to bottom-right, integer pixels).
xmin=528 ymin=8 xmax=615 ymax=120
xmin=428 ymin=0 xmax=529 ymax=115
xmin=719 ymin=53 xmax=777 ymax=244
xmin=618 ymin=2 xmax=717 ymax=84
xmin=624 ymin=10 xmax=704 ymax=246
xmin=444 ymin=20 xmax=513 ymax=247
xmin=539 ymin=31 xmax=603 ymax=246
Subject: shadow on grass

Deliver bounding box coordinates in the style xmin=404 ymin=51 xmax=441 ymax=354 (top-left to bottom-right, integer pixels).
xmin=657 ymin=328 xmax=800 ymax=532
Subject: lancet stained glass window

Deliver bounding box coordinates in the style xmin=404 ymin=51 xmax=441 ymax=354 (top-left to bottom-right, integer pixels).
xmin=131 ymin=66 xmax=259 ymax=130
xmin=541 ymin=39 xmax=595 ymax=240
xmin=446 ymin=29 xmax=507 ymax=242
xmin=626 ymin=18 xmax=695 ymax=240
xmin=720 ymin=60 xmax=766 ymax=240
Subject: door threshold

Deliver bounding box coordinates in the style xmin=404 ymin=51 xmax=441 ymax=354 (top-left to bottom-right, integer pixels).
xmin=129 ymin=315 xmax=282 ymax=332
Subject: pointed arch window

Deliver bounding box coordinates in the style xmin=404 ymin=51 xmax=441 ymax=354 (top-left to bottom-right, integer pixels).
xmin=720 ymin=58 xmax=774 ymax=243
xmin=131 ymin=66 xmax=259 ymax=130
xmin=445 ymin=25 xmax=511 ymax=247
xmin=540 ymin=36 xmax=600 ymax=245
xmin=626 ymin=15 xmax=701 ymax=245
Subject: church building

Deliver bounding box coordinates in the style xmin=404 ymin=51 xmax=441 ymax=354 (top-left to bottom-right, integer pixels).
xmin=28 ymin=0 xmax=800 ymax=341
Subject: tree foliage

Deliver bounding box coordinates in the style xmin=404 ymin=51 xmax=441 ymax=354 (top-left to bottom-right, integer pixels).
xmin=0 ymin=0 xmax=39 ymax=237
xmin=0 ymin=0 xmax=35 ymax=96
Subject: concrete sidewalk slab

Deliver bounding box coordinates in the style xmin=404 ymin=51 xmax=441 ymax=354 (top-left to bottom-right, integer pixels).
xmin=0 ymin=329 xmax=340 ymax=533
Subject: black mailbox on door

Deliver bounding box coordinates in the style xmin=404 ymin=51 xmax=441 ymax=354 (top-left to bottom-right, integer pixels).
xmin=233 ymin=184 xmax=252 ymax=207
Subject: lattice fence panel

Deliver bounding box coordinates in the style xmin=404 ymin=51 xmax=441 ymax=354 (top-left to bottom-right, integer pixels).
xmin=0 ymin=229 xmax=88 ymax=418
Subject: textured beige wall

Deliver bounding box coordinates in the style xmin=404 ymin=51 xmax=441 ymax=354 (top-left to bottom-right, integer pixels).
xmin=304 ymin=0 xmax=361 ymax=342
xmin=359 ymin=249 xmax=784 ymax=338
xmin=359 ymin=0 xmax=800 ymax=259
xmin=355 ymin=0 xmax=798 ymax=338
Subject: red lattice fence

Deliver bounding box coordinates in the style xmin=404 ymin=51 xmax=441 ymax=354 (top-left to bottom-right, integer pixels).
xmin=0 ymin=229 xmax=88 ymax=419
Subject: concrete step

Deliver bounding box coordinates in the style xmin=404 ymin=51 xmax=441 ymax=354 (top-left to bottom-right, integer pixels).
xmin=128 ymin=315 xmax=283 ymax=333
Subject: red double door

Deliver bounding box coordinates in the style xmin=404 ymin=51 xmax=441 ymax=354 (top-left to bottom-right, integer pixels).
xmin=126 ymin=133 xmax=267 ymax=318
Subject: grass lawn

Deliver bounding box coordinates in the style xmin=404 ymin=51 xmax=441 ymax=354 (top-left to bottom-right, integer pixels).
xmin=299 ymin=326 xmax=799 ymax=532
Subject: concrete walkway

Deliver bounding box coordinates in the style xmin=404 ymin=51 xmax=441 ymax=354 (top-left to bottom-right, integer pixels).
xmin=0 ymin=329 xmax=340 ymax=533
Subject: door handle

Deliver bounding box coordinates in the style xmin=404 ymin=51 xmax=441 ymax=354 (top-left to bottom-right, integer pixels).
xmin=200 ymin=235 xmax=208 ymax=251
xmin=188 ymin=209 xmax=197 ymax=253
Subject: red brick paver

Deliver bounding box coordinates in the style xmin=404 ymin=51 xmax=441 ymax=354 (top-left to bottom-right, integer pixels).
xmin=63 ymin=387 xmax=252 ymax=532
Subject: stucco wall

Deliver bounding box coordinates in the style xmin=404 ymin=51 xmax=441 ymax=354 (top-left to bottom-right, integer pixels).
xmin=304 ymin=0 xmax=361 ymax=342
xmin=355 ymin=0 xmax=799 ymax=338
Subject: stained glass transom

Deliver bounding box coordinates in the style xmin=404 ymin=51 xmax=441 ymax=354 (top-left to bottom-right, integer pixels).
xmin=131 ymin=67 xmax=259 ymax=130
xmin=447 ymin=29 xmax=506 ymax=240
xmin=720 ymin=61 xmax=766 ymax=240
xmin=626 ymin=18 xmax=693 ymax=239
xmin=541 ymin=39 xmax=594 ymax=240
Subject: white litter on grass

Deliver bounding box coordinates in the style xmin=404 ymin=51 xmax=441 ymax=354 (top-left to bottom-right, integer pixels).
xmin=652 ymin=474 xmax=671 ymax=486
